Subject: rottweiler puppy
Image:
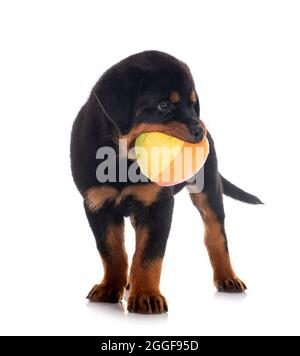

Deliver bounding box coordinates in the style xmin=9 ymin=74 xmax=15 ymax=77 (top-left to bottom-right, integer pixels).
xmin=70 ymin=51 xmax=261 ymax=314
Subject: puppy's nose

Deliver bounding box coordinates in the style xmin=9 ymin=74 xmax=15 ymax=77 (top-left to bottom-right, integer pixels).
xmin=189 ymin=122 xmax=204 ymax=142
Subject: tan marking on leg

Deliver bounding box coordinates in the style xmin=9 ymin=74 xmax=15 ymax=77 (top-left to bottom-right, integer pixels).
xmin=129 ymin=226 xmax=162 ymax=294
xmin=87 ymin=222 xmax=128 ymax=303
xmin=127 ymin=226 xmax=167 ymax=313
xmin=190 ymin=193 xmax=246 ymax=292
xmin=85 ymin=186 xmax=118 ymax=212
xmin=102 ymin=222 xmax=128 ymax=288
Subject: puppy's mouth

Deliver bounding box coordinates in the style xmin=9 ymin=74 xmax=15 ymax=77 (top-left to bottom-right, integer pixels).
xmin=121 ymin=120 xmax=207 ymax=152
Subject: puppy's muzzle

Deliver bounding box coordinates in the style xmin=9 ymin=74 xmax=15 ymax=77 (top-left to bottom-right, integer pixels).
xmin=188 ymin=120 xmax=205 ymax=143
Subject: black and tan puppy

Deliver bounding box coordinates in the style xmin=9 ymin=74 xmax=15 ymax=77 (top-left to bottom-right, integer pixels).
xmin=70 ymin=51 xmax=261 ymax=314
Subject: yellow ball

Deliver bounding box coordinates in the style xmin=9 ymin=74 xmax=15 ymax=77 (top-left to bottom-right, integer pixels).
xmin=135 ymin=132 xmax=209 ymax=186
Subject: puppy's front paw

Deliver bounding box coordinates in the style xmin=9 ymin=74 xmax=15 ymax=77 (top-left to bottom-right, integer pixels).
xmin=87 ymin=284 xmax=125 ymax=303
xmin=127 ymin=294 xmax=168 ymax=314
xmin=215 ymin=278 xmax=247 ymax=293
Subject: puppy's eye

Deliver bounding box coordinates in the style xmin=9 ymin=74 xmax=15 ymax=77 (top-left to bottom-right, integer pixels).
xmin=158 ymin=101 xmax=174 ymax=113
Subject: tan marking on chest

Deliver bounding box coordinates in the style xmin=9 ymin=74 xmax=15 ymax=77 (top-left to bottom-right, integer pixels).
xmin=116 ymin=184 xmax=161 ymax=206
xmin=85 ymin=184 xmax=161 ymax=211
xmin=85 ymin=186 xmax=118 ymax=212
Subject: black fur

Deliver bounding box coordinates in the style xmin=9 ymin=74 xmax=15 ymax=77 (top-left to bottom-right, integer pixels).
xmin=220 ymin=175 xmax=262 ymax=204
xmin=84 ymin=202 xmax=124 ymax=259
xmin=70 ymin=51 xmax=261 ymax=310
xmin=133 ymin=189 xmax=174 ymax=263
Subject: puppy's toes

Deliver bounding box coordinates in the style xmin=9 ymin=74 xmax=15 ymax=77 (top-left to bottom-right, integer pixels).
xmin=215 ymin=278 xmax=247 ymax=293
xmin=127 ymin=294 xmax=168 ymax=314
xmin=87 ymin=284 xmax=125 ymax=303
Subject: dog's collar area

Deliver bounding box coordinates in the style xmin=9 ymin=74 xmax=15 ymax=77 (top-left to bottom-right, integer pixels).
xmin=92 ymin=90 xmax=121 ymax=135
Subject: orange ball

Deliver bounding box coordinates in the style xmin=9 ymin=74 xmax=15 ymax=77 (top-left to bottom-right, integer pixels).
xmin=135 ymin=132 xmax=209 ymax=186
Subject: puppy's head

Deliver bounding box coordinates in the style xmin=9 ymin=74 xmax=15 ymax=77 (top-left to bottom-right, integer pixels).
xmin=95 ymin=51 xmax=206 ymax=148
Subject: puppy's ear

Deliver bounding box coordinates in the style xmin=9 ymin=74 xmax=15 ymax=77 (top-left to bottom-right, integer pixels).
xmin=94 ymin=66 xmax=144 ymax=134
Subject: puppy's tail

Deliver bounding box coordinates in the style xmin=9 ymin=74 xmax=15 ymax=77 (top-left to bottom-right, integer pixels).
xmin=220 ymin=175 xmax=263 ymax=205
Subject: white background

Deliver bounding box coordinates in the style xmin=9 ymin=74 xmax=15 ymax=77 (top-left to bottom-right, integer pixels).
xmin=0 ymin=0 xmax=300 ymax=336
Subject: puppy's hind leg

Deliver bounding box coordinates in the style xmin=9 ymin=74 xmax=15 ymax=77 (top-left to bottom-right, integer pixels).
xmin=189 ymin=133 xmax=246 ymax=293
xmin=190 ymin=190 xmax=247 ymax=293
